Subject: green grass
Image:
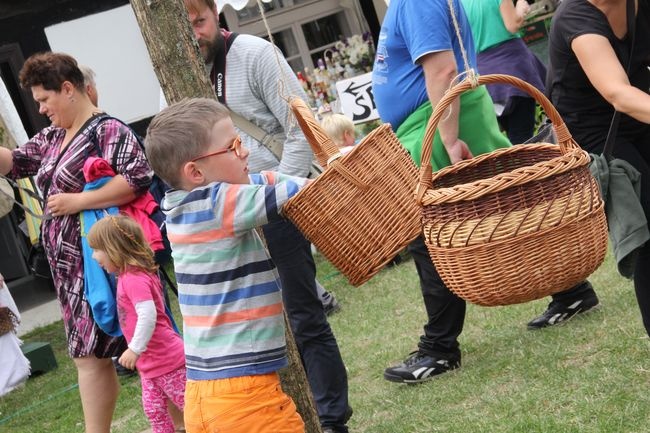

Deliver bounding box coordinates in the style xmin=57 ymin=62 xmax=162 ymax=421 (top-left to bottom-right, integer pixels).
xmin=2 ymin=249 xmax=649 ymax=433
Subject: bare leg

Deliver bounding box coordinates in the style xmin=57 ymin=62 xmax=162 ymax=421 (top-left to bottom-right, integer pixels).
xmin=73 ymin=356 xmax=119 ymax=433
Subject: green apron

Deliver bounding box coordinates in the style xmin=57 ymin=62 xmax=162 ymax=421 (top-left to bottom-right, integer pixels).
xmin=395 ymin=85 xmax=511 ymax=170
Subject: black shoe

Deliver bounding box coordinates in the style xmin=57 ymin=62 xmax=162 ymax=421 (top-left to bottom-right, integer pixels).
xmin=527 ymin=295 xmax=600 ymax=330
xmin=384 ymin=351 xmax=460 ymax=384
xmin=113 ymin=357 xmax=137 ymax=377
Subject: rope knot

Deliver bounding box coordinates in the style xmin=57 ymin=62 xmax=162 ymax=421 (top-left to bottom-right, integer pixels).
xmin=465 ymin=69 xmax=479 ymax=88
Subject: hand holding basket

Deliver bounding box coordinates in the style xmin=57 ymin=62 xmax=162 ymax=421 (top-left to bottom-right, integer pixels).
xmin=417 ymin=74 xmax=608 ymax=306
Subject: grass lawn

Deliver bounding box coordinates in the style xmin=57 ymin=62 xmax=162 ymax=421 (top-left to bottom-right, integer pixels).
xmin=1 ymin=249 xmax=648 ymax=432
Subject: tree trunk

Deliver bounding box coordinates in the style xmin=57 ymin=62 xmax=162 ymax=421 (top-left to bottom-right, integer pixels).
xmin=280 ymin=314 xmax=323 ymax=433
xmin=128 ymin=1 xmax=322 ymax=432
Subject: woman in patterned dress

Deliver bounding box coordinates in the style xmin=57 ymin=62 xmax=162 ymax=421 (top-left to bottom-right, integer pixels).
xmin=0 ymin=52 xmax=153 ymax=433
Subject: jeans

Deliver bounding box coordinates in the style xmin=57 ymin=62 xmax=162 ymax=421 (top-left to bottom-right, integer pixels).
xmin=408 ymin=236 xmax=465 ymax=362
xmin=262 ymin=217 xmax=349 ymax=431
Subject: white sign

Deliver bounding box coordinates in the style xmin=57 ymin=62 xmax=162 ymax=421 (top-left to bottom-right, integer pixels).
xmin=45 ymin=6 xmax=161 ymax=123
xmin=335 ymin=72 xmax=379 ymax=124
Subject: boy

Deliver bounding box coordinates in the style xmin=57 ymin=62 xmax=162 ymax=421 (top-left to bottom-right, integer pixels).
xmin=144 ymin=98 xmax=306 ymax=433
xmin=320 ymin=113 xmax=356 ymax=154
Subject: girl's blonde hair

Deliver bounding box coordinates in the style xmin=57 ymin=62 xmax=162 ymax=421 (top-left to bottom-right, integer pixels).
xmin=87 ymin=214 xmax=158 ymax=275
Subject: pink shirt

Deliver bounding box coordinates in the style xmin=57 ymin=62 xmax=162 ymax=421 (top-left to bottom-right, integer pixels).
xmin=117 ymin=269 xmax=185 ymax=379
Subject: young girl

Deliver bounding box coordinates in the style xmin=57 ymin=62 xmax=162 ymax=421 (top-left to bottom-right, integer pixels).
xmin=87 ymin=215 xmax=185 ymax=433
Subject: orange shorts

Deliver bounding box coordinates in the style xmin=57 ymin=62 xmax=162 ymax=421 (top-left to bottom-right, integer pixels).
xmin=184 ymin=372 xmax=305 ymax=433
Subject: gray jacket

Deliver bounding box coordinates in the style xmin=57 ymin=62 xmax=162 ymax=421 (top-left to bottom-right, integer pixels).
xmin=590 ymin=154 xmax=650 ymax=279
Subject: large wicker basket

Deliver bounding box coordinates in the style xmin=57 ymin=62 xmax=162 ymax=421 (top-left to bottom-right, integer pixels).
xmin=283 ymin=97 xmax=421 ymax=286
xmin=415 ymin=74 xmax=608 ymax=306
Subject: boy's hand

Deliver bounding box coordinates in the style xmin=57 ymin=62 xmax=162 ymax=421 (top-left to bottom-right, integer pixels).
xmin=118 ymin=348 xmax=140 ymax=370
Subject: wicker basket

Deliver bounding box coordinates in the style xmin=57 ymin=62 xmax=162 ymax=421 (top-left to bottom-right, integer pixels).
xmin=283 ymin=97 xmax=421 ymax=286
xmin=0 ymin=306 xmax=17 ymax=336
xmin=415 ymin=74 xmax=608 ymax=306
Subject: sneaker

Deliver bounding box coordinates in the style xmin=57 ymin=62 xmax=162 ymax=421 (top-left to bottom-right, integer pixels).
xmin=323 ymin=294 xmax=341 ymax=316
xmin=527 ymin=295 xmax=600 ymax=330
xmin=384 ymin=351 xmax=460 ymax=384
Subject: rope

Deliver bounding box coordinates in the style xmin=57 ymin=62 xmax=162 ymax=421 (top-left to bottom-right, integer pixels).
xmin=256 ymin=0 xmax=289 ymax=102
xmin=437 ymin=0 xmax=479 ymax=123
xmin=254 ymin=0 xmax=300 ymax=145
xmin=446 ymin=0 xmax=478 ymax=88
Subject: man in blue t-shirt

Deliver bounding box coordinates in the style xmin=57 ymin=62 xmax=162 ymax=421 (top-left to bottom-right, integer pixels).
xmin=372 ymin=0 xmax=510 ymax=384
xmin=373 ymin=0 xmax=477 ymax=167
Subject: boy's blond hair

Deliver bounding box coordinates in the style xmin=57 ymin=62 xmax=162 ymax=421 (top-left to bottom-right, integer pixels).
xmin=320 ymin=113 xmax=355 ymax=147
xmin=145 ymin=98 xmax=230 ymax=189
xmin=87 ymin=215 xmax=158 ymax=275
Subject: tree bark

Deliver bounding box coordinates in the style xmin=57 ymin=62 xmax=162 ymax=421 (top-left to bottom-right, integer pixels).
xmin=130 ymin=0 xmax=213 ymax=103
xmin=280 ymin=314 xmax=323 ymax=433
xmin=128 ymin=1 xmax=322 ymax=432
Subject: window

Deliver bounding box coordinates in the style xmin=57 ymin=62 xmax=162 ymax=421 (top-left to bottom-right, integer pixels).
xmin=302 ymin=12 xmax=351 ymax=66
xmin=236 ymin=0 xmax=281 ymax=21
xmin=265 ymin=28 xmax=305 ymax=73
xmin=224 ymin=0 xmax=364 ymax=73
xmin=235 ymin=0 xmax=320 ymax=22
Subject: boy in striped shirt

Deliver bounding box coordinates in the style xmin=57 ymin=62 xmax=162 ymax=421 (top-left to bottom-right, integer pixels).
xmin=144 ymin=98 xmax=306 ymax=433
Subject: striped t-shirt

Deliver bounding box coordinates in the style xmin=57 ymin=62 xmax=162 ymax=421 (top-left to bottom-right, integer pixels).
xmin=162 ymin=171 xmax=308 ymax=380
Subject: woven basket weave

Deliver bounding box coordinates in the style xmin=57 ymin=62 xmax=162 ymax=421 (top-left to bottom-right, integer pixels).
xmin=415 ymin=74 xmax=608 ymax=306
xmin=0 ymin=306 xmax=17 ymax=336
xmin=283 ymin=97 xmax=421 ymax=286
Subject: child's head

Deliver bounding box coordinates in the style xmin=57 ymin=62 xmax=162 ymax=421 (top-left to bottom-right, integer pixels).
xmin=320 ymin=113 xmax=356 ymax=148
xmin=87 ymin=214 xmax=158 ymax=275
xmin=145 ymin=98 xmax=249 ymax=190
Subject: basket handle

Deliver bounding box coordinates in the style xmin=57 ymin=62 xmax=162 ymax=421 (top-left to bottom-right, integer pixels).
xmin=416 ymin=74 xmax=577 ymax=202
xmin=289 ymin=96 xmax=344 ymax=168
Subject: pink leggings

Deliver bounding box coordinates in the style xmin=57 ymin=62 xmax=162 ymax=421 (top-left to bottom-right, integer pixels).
xmin=141 ymin=366 xmax=186 ymax=433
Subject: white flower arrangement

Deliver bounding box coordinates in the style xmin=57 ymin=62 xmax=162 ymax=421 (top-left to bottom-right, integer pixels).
xmin=328 ymin=33 xmax=375 ymax=75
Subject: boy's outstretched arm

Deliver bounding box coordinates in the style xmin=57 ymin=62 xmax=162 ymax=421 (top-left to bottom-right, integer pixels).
xmin=218 ymin=172 xmax=310 ymax=234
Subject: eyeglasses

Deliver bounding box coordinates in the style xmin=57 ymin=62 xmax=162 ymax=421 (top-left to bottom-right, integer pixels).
xmin=191 ymin=135 xmax=242 ymax=162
